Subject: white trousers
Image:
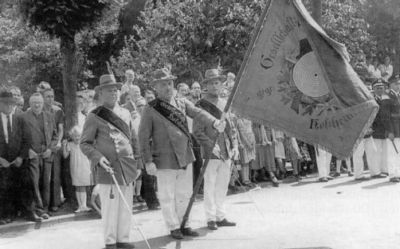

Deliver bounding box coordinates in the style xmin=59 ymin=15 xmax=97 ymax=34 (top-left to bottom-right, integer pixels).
xmin=204 ymin=159 xmax=231 ymax=222
xmin=388 ymin=138 xmax=400 ymax=177
xmin=99 ymin=183 xmax=133 ymax=245
xmin=353 ymin=138 xmax=375 ymax=178
xmin=157 ymin=164 xmax=193 ymax=231
xmin=315 ymin=147 xmax=332 ymax=178
xmin=369 ymin=139 xmax=391 ymax=176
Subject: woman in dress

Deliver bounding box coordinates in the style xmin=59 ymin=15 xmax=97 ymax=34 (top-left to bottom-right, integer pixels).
xmin=273 ymin=129 xmax=287 ymax=180
xmin=284 ymin=135 xmax=303 ymax=181
xmin=252 ymin=123 xmax=279 ymax=187
xmin=232 ymin=116 xmax=256 ymax=186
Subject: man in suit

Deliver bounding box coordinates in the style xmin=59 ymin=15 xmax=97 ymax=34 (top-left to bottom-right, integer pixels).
xmin=41 ymin=87 xmax=65 ymax=211
xmin=193 ymin=68 xmax=239 ymax=230
xmin=22 ymin=93 xmax=58 ymax=220
xmin=81 ymin=74 xmax=142 ymax=249
xmin=139 ymin=68 xmax=225 ymax=239
xmin=387 ymin=78 xmax=400 ymax=182
xmin=0 ymin=89 xmax=29 ymax=224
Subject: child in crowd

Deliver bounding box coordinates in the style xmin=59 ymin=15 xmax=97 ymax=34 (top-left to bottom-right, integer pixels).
xmin=63 ymin=126 xmax=94 ymax=213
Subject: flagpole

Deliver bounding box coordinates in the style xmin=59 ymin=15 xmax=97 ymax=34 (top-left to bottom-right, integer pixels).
xmin=180 ymin=0 xmax=274 ymax=230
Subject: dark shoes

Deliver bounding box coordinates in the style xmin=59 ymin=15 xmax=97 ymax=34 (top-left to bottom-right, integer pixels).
xmin=207 ymin=221 xmax=218 ymax=230
xmin=50 ymin=206 xmax=59 ymax=212
xmin=319 ymin=177 xmax=329 ymax=182
xmin=389 ymin=177 xmax=400 ymax=183
xmin=40 ymin=213 xmax=50 ymax=219
xmin=170 ymin=229 xmax=184 ymax=240
xmin=271 ymin=176 xmax=279 ymax=187
xmin=331 ymin=172 xmax=341 ymax=177
xmin=136 ymin=196 xmax=145 ymax=203
xmin=181 ymin=227 xmax=199 ymax=237
xmin=216 ymin=218 xmax=236 ymax=227
xmin=116 ymin=242 xmax=135 ymax=249
xmin=105 ymin=244 xmax=117 ymax=249
xmin=355 ymin=175 xmax=370 ymax=181
xmin=371 ymin=173 xmax=387 ymax=179
xmin=27 ymin=212 xmax=43 ymax=222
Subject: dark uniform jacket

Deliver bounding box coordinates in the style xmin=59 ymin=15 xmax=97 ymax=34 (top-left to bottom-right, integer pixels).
xmin=388 ymin=89 xmax=400 ymax=138
xmin=371 ymin=94 xmax=393 ymax=139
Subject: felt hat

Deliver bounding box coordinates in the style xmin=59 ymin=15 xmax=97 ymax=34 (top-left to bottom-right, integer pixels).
xmin=372 ymin=78 xmax=386 ymax=88
xmin=94 ymin=74 xmax=122 ymax=92
xmin=0 ymin=89 xmax=17 ymax=104
xmin=150 ymin=68 xmax=177 ymax=85
xmin=201 ymin=69 xmax=227 ymax=85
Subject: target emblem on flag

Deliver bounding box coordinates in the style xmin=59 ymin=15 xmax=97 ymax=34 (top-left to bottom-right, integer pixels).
xmin=292 ymin=51 xmax=329 ymax=98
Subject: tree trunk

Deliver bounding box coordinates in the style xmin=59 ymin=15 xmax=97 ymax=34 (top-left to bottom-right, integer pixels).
xmin=60 ymin=36 xmax=78 ymax=132
xmin=312 ymin=0 xmax=322 ymax=25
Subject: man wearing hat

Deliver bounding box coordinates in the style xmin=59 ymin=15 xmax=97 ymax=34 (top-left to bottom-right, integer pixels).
xmin=193 ymin=68 xmax=239 ymax=230
xmin=139 ymin=68 xmax=226 ymax=239
xmin=387 ymin=77 xmax=400 ymax=182
xmin=0 ymin=89 xmax=29 ymax=224
xmin=80 ymin=74 xmax=142 ymax=249
xmin=368 ymin=79 xmax=395 ymax=179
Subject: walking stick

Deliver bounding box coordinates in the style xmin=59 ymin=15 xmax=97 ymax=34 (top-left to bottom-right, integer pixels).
xmin=180 ymin=0 xmax=273 ymax=230
xmin=109 ymin=171 xmax=152 ymax=249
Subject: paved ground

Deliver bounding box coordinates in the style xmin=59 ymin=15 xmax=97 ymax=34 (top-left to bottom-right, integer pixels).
xmin=1 ymin=174 xmax=400 ymax=249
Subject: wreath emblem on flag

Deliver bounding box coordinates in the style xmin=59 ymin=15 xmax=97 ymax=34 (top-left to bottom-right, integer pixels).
xmin=278 ymin=39 xmax=340 ymax=116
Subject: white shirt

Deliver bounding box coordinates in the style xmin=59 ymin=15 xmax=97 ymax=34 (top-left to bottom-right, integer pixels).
xmin=380 ymin=64 xmax=393 ymax=81
xmin=368 ymin=65 xmax=381 ymax=79
xmin=1 ymin=112 xmax=12 ymax=144
xmin=112 ymin=104 xmax=131 ymax=126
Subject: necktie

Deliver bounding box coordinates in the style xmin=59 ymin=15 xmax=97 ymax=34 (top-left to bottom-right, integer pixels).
xmin=6 ymin=115 xmax=11 ymax=143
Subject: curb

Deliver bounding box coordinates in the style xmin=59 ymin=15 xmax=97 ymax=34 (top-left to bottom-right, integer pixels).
xmin=0 ymin=212 xmax=98 ymax=235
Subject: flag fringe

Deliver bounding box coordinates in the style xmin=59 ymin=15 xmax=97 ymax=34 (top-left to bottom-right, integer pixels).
xmin=231 ymin=100 xmax=378 ymax=159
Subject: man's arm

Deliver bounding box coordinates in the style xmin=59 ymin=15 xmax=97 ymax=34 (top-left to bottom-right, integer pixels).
xmin=80 ymin=113 xmax=104 ymax=166
xmin=17 ymin=115 xmax=30 ymax=159
xmin=130 ymin=125 xmax=143 ymax=170
xmin=138 ymin=106 xmax=153 ymax=164
xmin=185 ymin=99 xmax=216 ymax=128
xmin=55 ymin=109 xmax=65 ymax=146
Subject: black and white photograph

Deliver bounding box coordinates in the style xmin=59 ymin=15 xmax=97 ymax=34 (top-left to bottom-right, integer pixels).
xmin=0 ymin=0 xmax=399 ymax=248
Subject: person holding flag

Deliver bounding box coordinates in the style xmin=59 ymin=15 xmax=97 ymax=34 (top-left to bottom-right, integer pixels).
xmin=138 ymin=68 xmax=226 ymax=240
xmin=193 ymin=68 xmax=239 ymax=230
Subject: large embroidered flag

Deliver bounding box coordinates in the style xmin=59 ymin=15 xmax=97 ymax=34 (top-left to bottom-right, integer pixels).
xmin=230 ymin=0 xmax=378 ymax=158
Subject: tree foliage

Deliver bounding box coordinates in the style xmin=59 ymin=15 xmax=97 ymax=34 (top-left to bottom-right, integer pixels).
xmin=363 ymin=0 xmax=400 ymax=72
xmin=19 ymin=0 xmax=108 ymax=39
xmin=113 ymin=0 xmax=378 ymax=86
xmin=112 ymin=0 xmax=266 ymax=84
xmin=19 ymin=0 xmax=112 ymax=129
xmin=0 ymin=4 xmax=61 ymax=99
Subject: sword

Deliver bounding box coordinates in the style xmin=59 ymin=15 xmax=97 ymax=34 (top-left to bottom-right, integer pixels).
xmin=109 ymin=171 xmax=152 ymax=249
xmin=391 ymin=140 xmax=399 ymax=154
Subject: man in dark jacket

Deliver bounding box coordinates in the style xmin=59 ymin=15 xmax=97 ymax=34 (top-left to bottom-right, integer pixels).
xmin=22 ymin=93 xmax=59 ymax=221
xmin=387 ymin=78 xmax=400 ymax=182
xmin=370 ymin=79 xmax=395 ymax=179
xmin=0 ymin=89 xmax=29 ymax=224
xmin=81 ymin=74 xmax=142 ymax=249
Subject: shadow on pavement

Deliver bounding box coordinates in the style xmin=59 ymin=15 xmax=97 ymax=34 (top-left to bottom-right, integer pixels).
xmin=323 ymin=180 xmax=362 ymax=189
xmin=362 ymin=181 xmax=395 ymax=189
xmin=285 ymin=247 xmax=332 ymax=249
xmin=134 ymin=227 xmax=213 ymax=249
xmin=290 ymin=180 xmax=319 ymax=187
